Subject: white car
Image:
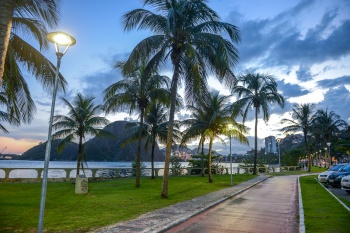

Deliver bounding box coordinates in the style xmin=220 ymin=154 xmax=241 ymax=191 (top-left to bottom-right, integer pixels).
xmin=318 ymin=164 xmax=347 ymax=183
xmin=341 ymin=174 xmax=350 ymax=194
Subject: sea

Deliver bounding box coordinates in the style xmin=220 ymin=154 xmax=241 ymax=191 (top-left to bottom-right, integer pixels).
xmin=0 ymin=160 xmax=241 ymax=178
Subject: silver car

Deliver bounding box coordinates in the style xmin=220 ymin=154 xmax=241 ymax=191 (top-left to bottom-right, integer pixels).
xmin=341 ymin=174 xmax=350 ymax=194
xmin=318 ymin=164 xmax=347 ymax=183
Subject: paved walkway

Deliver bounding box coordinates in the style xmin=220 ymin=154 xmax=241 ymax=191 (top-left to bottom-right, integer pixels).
xmin=91 ymin=175 xmax=299 ymax=233
xmin=166 ymin=176 xmax=299 ymax=233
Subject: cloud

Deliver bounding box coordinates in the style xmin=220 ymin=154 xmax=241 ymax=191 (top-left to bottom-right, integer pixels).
xmin=316 ymin=85 xmax=350 ymax=123
xmin=317 ymin=75 xmax=350 ymax=89
xmin=227 ymin=2 xmax=350 ymax=71
xmin=278 ymin=80 xmax=309 ymax=98
xmin=296 ymin=66 xmax=313 ymax=82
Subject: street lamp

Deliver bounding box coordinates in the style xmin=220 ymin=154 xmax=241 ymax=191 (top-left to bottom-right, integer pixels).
xmin=276 ymin=138 xmax=281 ymax=173
xmin=38 ymin=31 xmax=76 ymax=233
xmin=228 ymin=124 xmax=233 ymax=186
xmin=324 ymin=147 xmax=328 ymax=168
xmin=327 ymin=142 xmax=331 ymax=166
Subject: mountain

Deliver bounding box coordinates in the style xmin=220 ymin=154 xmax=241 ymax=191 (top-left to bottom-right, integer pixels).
xmin=20 ymin=140 xmax=78 ymax=161
xmin=20 ymin=121 xmax=165 ymax=162
xmin=85 ymin=121 xmax=164 ymax=161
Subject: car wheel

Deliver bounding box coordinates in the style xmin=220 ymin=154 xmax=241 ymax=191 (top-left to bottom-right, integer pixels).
xmin=331 ymin=185 xmax=338 ymax=188
xmin=346 ymin=190 xmax=350 ymax=194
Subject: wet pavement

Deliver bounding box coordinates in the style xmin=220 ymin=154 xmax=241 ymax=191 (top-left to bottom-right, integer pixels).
xmin=165 ymin=176 xmax=299 ymax=233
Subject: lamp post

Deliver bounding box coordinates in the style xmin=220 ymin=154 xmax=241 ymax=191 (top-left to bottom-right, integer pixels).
xmin=327 ymin=142 xmax=331 ymax=166
xmin=319 ymin=150 xmax=322 ymax=167
xmin=324 ymin=147 xmax=328 ymax=168
xmin=277 ymin=138 xmax=281 ymax=173
xmin=38 ymin=31 xmax=76 ymax=233
xmin=228 ymin=124 xmax=233 ymax=186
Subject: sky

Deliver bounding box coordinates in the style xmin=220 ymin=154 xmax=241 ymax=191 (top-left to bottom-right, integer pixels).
xmin=1 ymin=0 xmax=350 ymax=156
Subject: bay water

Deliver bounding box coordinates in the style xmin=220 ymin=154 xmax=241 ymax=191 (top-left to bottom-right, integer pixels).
xmin=0 ymin=160 xmax=240 ymax=178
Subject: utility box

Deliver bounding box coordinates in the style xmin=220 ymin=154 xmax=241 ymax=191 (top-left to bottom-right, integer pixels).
xmin=75 ymin=175 xmax=88 ymax=194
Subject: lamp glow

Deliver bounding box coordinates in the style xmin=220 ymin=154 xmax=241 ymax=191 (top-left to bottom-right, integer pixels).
xmin=47 ymin=31 xmax=76 ymax=46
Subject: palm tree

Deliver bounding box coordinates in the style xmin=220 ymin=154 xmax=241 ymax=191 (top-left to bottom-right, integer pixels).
xmin=311 ymin=108 xmax=347 ymax=167
xmin=104 ymin=61 xmax=171 ymax=187
xmin=182 ymin=91 xmax=248 ymax=183
xmin=122 ymin=0 xmax=240 ymax=198
xmin=0 ymin=0 xmax=66 ymax=130
xmin=52 ymin=93 xmax=112 ymax=176
xmin=232 ymin=72 xmax=285 ymax=175
xmin=281 ymin=103 xmax=315 ymax=172
xmin=0 ymin=90 xmax=19 ymax=133
xmin=0 ymin=0 xmax=61 ymax=81
xmin=123 ymin=103 xmax=182 ymax=179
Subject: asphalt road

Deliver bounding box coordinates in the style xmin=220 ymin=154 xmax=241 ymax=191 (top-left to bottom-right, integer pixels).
xmin=165 ymin=176 xmax=299 ymax=233
xmin=325 ymin=184 xmax=350 ymax=202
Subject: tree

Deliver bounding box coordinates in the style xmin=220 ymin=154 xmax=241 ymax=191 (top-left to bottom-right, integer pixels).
xmin=281 ymin=103 xmax=315 ymax=172
xmin=182 ymin=91 xmax=248 ymax=183
xmin=123 ymin=103 xmax=182 ymax=179
xmin=104 ymin=60 xmax=171 ymax=187
xmin=0 ymin=0 xmax=66 ymax=130
xmin=122 ymin=0 xmax=240 ymax=198
xmin=311 ymin=108 xmax=347 ymax=167
xmin=52 ymin=93 xmax=112 ymax=176
xmin=232 ymin=72 xmax=284 ymax=175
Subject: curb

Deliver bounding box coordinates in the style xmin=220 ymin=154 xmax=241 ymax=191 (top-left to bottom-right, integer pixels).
xmin=314 ymin=178 xmax=350 ymax=212
xmin=298 ymin=177 xmax=305 ymax=233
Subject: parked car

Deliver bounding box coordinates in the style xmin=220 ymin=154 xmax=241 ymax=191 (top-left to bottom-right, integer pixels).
xmin=318 ymin=164 xmax=348 ymax=183
xmin=341 ymin=174 xmax=350 ymax=194
xmin=327 ymin=165 xmax=350 ymax=187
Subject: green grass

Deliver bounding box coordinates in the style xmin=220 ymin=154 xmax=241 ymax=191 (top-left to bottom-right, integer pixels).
xmin=300 ymin=175 xmax=350 ymax=233
xmin=0 ymin=174 xmax=255 ymax=233
xmin=269 ymin=166 xmax=328 ymax=176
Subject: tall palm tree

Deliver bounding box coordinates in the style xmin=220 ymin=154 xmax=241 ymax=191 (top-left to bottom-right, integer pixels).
xmin=0 ymin=0 xmax=66 ymax=130
xmin=182 ymin=91 xmax=248 ymax=183
xmin=232 ymin=72 xmax=285 ymax=175
xmin=281 ymin=103 xmax=315 ymax=172
xmin=123 ymin=103 xmax=182 ymax=179
xmin=122 ymin=0 xmax=240 ymax=198
xmin=311 ymin=108 xmax=347 ymax=167
xmin=104 ymin=61 xmax=171 ymax=187
xmin=0 ymin=0 xmax=61 ymax=81
xmin=52 ymin=93 xmax=112 ymax=176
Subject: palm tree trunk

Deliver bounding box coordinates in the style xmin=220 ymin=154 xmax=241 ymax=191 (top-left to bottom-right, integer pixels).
xmin=0 ymin=0 xmax=13 ymax=82
xmin=253 ymin=107 xmax=258 ymax=175
xmin=136 ymin=108 xmax=145 ymax=187
xmin=151 ymin=137 xmax=156 ymax=179
xmin=161 ymin=61 xmax=180 ymax=198
xmin=77 ymin=136 xmax=83 ymax=176
xmin=201 ymin=138 xmax=205 ymax=177
xmin=208 ymin=138 xmax=213 ymax=183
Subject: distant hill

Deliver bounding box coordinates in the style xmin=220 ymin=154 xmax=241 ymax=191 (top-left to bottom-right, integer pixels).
xmin=20 ymin=121 xmax=164 ymax=162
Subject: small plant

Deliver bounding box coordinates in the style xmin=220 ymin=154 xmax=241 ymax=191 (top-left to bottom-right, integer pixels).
xmin=170 ymin=156 xmax=185 ymax=175
xmin=132 ymin=160 xmax=147 ymax=176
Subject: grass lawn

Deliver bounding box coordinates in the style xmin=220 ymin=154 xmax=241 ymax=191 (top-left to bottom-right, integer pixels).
xmin=269 ymin=166 xmax=328 ymax=176
xmin=300 ymin=175 xmax=350 ymax=233
xmin=0 ymin=174 xmax=255 ymax=232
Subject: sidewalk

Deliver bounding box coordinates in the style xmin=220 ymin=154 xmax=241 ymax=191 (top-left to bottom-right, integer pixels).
xmin=90 ymin=175 xmax=270 ymax=233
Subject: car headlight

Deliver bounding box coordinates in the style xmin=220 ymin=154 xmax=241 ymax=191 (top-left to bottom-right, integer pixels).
xmin=338 ymin=175 xmax=345 ymax=179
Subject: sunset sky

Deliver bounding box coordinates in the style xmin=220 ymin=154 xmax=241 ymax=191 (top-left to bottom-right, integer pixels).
xmin=1 ymin=0 xmax=350 ymax=156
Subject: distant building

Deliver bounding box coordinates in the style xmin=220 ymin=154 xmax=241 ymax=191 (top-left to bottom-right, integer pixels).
xmin=265 ymin=136 xmax=277 ymax=154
